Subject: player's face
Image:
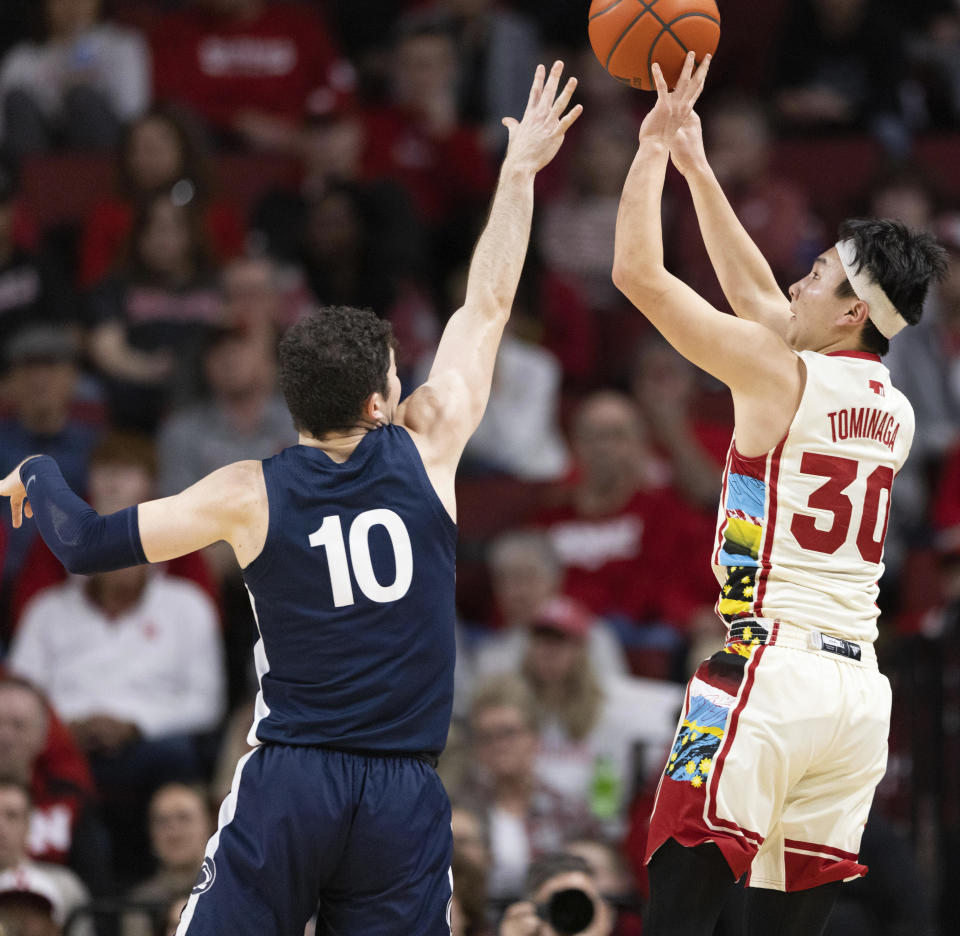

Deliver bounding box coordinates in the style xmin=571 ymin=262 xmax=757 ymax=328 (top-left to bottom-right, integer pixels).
xmin=786 ymin=249 xmax=854 ymax=351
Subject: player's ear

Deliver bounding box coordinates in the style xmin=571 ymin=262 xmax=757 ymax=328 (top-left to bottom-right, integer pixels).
xmin=842 ymin=300 xmax=870 ymax=328
xmin=366 ymin=392 xmax=387 ymax=426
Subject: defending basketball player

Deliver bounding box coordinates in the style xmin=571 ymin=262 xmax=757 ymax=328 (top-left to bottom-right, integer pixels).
xmin=612 ymin=53 xmax=947 ymax=935
xmin=0 ymin=62 xmax=582 ymax=935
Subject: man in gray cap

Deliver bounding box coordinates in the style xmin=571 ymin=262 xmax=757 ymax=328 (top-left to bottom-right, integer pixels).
xmin=0 ymin=325 xmax=101 ymax=633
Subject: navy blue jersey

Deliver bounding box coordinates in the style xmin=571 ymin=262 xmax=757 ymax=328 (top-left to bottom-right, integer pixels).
xmin=240 ymin=425 xmax=457 ymax=756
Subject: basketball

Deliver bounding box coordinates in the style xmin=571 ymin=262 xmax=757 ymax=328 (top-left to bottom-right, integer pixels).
xmin=588 ymin=0 xmax=721 ymax=92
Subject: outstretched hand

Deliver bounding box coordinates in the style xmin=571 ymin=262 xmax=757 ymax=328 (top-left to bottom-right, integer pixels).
xmin=502 ymin=60 xmax=583 ymax=174
xmin=639 ymin=50 xmax=711 ymax=146
xmin=0 ymin=458 xmax=36 ymax=529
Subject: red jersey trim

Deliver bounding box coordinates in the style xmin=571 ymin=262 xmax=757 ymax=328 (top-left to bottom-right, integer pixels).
xmin=825 ymin=350 xmax=882 ymax=362
xmin=783 ymin=839 xmax=859 ymax=862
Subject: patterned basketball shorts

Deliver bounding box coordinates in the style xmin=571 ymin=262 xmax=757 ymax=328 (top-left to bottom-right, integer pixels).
xmin=645 ymin=621 xmax=891 ymax=891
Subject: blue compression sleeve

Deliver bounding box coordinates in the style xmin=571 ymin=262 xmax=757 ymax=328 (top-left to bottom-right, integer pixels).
xmin=19 ymin=456 xmax=148 ymax=575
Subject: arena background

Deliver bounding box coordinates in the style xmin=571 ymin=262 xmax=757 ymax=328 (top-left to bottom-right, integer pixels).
xmin=0 ymin=1 xmax=957 ymax=934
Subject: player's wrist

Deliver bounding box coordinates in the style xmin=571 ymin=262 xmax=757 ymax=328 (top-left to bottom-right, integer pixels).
xmin=637 ymin=133 xmax=671 ymax=155
xmin=499 ymin=153 xmax=538 ymax=182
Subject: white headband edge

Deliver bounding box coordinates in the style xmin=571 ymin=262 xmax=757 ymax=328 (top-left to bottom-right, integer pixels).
xmin=835 ymin=239 xmax=908 ymax=339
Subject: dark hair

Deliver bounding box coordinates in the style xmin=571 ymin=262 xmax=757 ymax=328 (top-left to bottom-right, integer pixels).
xmin=278 ymin=307 xmax=395 ymax=438
xmin=834 ymin=218 xmax=949 ymax=355
xmin=525 ymin=853 xmax=593 ymax=897
xmin=119 ymin=106 xmax=213 ymax=200
xmin=90 ymin=431 xmax=158 ymax=480
xmin=127 ymin=192 xmax=214 ymax=283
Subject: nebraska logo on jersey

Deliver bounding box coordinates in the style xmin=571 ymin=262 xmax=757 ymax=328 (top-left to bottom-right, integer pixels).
xmin=868 ymin=380 xmax=885 ymax=397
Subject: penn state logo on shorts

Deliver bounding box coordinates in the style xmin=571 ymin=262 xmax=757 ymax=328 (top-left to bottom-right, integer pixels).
xmin=192 ymin=857 xmax=216 ymax=895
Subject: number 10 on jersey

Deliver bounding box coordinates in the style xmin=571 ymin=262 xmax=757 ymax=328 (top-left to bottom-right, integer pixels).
xmin=309 ymin=509 xmax=414 ymax=607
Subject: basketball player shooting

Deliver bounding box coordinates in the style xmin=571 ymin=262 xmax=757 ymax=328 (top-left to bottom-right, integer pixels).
xmin=0 ymin=62 xmax=582 ymax=935
xmin=612 ymin=52 xmax=947 ymax=935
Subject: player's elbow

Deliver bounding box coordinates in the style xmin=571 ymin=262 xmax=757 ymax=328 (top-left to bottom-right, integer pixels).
xmin=612 ymin=258 xmax=659 ymax=304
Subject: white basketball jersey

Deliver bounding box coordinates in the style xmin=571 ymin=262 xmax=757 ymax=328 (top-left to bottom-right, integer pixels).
xmin=712 ymin=350 xmax=914 ymax=644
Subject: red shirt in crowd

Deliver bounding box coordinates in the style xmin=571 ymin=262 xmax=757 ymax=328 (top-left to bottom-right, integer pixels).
xmin=151 ymin=1 xmax=350 ymax=134
xmin=535 ymin=487 xmax=718 ymax=629
xmin=79 ymin=198 xmax=246 ymax=290
xmin=361 ymin=108 xmax=494 ymax=225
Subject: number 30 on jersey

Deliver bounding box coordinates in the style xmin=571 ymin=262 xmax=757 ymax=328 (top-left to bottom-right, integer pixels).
xmin=309 ymin=509 xmax=413 ymax=607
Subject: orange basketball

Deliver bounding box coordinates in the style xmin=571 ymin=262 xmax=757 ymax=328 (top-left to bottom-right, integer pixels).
xmin=588 ymin=0 xmax=720 ymax=92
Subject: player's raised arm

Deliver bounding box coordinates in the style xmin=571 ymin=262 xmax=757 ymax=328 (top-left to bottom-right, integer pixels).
xmin=669 ymin=110 xmax=792 ymax=337
xmin=1 ymin=455 xmax=267 ymax=574
xmin=611 ymin=53 xmax=799 ymax=407
xmin=399 ymin=61 xmax=582 ymax=458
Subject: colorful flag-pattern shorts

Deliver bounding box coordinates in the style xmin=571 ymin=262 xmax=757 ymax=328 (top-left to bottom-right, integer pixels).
xmin=645 ymin=622 xmax=891 ymax=891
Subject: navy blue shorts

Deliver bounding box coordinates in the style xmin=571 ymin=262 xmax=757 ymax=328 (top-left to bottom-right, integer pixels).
xmin=176 ymin=745 xmax=453 ymax=935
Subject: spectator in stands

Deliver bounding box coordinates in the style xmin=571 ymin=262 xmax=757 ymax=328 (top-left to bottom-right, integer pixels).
xmin=9 ymin=434 xmax=225 ymax=882
xmin=221 ymin=255 xmax=311 ymax=343
xmin=87 ymin=191 xmax=226 ymax=431
xmin=79 ymin=107 xmax=245 ymax=290
xmin=298 ymin=186 xmax=439 ymax=376
xmin=630 ymin=336 xmax=730 ymax=512
xmin=669 ymin=95 xmax=819 ymax=314
xmin=772 ymin=0 xmax=911 ymax=151
xmin=534 ymin=392 xmax=717 ymax=642
xmin=934 ymin=443 xmax=960 ymax=560
xmin=563 ymin=839 xmax=643 ymax=936
xmin=0 ymin=678 xmax=111 ymax=896
xmin=475 ymin=531 xmax=627 ymax=683
xmin=151 ymin=0 xmax=354 ymax=152
xmin=0 ymin=327 xmax=99 ymax=636
xmin=458 ymin=675 xmax=601 ymax=900
xmin=251 ymin=104 xmax=428 ymax=305
xmin=0 ymin=881 xmax=61 ymax=936
xmin=123 ymin=784 xmax=211 ymax=936
xmin=0 ymin=779 xmax=91 ymax=936
xmin=886 ymin=209 xmax=960 ymax=463
xmin=518 ymin=600 xmax=683 ymax=834
xmin=9 ymin=432 xmax=216 ymax=627
xmin=362 ymin=17 xmax=493 ymax=279
xmin=0 ymin=0 xmax=150 ymax=160
xmin=0 ymin=166 xmax=74 ymax=350
xmin=9 ymin=467 xmax=225 ymax=767
xmin=424 ymin=0 xmax=541 ymax=153
xmin=452 ymin=804 xmax=491 ymax=879
xmin=450 ymin=850 xmax=492 ymax=936
xmin=157 ymin=327 xmax=295 ymax=497
xmin=867 ymin=173 xmax=956 ymax=577
xmin=906 ymin=1 xmax=960 ymax=127
xmin=537 ymin=111 xmax=636 ymax=316
xmin=507 ymin=257 xmax=600 ymax=391
xmin=497 ymin=852 xmax=613 ymax=936
xmin=421 ymin=263 xmax=568 ymax=480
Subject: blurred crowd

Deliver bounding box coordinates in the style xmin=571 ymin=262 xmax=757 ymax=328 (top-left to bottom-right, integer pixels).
xmin=0 ymin=1 xmax=958 ymax=934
